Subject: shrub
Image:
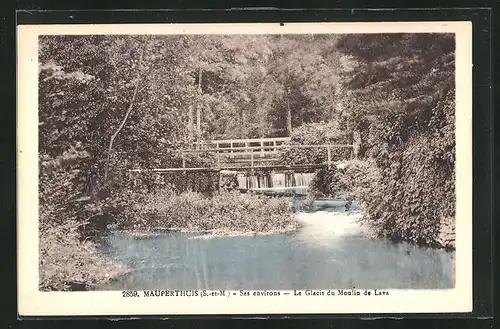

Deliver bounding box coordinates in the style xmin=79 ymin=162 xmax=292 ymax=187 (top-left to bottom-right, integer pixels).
xmin=309 ymin=152 xmax=455 ymax=249
xmin=39 ymin=220 xmax=127 ymax=291
xmin=116 ymin=189 xmax=298 ymax=234
xmin=308 ymin=159 xmax=381 ymax=201
xmin=39 ymin=144 xmax=127 ymax=291
xmin=279 ymin=121 xmax=352 ymax=165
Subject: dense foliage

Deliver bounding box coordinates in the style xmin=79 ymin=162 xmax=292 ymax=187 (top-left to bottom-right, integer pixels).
xmin=39 ymin=221 xmax=126 ymax=291
xmin=332 ymin=34 xmax=456 ymax=247
xmin=121 ymin=190 xmax=297 ymax=235
xmin=38 ymin=34 xmax=341 ymax=289
xmin=38 ymin=34 xmax=344 ymax=200
xmin=308 ymin=160 xmax=381 ymax=201
xmin=279 ymin=121 xmax=352 ymax=165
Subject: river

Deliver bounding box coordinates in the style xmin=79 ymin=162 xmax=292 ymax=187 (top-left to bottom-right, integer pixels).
xmin=97 ymin=199 xmax=453 ymax=290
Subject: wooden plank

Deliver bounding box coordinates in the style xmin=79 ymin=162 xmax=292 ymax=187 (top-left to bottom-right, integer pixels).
xmin=128 ymin=163 xmax=327 ymax=173
xmin=211 ymin=137 xmax=291 ymax=144
xmin=212 ymin=137 xmax=290 ymax=144
xmin=183 ymin=144 xmax=354 ymax=153
xmin=222 ymin=157 xmax=281 ymax=164
xmin=218 ymin=151 xmax=281 ymax=158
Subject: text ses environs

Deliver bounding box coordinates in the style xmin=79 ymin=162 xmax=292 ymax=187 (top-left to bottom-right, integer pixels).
xmin=121 ymin=289 xmax=390 ymax=298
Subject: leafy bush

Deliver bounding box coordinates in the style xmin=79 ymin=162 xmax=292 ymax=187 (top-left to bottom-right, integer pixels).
xmin=358 ymin=90 xmax=455 ymax=248
xmin=39 ymin=138 xmax=126 ymax=291
xmin=116 ymin=189 xmax=298 ymax=234
xmin=279 ymin=121 xmax=352 ymax=166
xmin=308 ymin=159 xmax=381 ymax=201
xmin=309 ymin=146 xmax=455 ymax=250
xmin=39 ymin=221 xmax=127 ymax=291
xmin=329 ymin=34 xmax=456 ymax=249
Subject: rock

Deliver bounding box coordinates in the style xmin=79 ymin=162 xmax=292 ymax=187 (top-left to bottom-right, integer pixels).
xmin=436 ymin=216 xmax=455 ymax=250
xmin=68 ymin=281 xmax=89 ymax=291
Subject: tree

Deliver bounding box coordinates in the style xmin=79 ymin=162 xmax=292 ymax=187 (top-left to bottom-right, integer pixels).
xmin=335 ymin=33 xmax=456 ymax=246
xmin=266 ymin=35 xmax=342 ymax=136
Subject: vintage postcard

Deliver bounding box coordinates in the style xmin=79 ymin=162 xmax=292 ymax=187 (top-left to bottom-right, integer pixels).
xmin=17 ymin=22 xmax=472 ymax=316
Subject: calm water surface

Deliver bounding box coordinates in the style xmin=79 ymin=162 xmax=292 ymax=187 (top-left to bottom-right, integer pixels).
xmin=98 ymin=200 xmax=453 ymax=290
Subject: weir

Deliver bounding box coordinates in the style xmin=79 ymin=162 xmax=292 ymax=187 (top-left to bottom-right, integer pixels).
xmin=127 ymin=137 xmax=354 ymax=194
xmin=236 ymin=171 xmax=316 ymax=195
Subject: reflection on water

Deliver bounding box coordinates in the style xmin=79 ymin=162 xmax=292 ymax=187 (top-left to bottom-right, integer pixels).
xmin=98 ymin=201 xmax=452 ymax=291
xmin=295 ymin=211 xmax=364 ymax=246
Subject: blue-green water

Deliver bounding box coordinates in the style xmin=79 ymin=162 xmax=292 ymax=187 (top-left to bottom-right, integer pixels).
xmin=98 ymin=201 xmax=453 ymax=290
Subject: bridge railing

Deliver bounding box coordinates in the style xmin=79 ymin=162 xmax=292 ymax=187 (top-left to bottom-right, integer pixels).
xmin=128 ymin=141 xmax=354 ymax=173
xmin=210 ymin=137 xmax=290 ymax=153
xmin=182 ymin=140 xmax=354 ymax=169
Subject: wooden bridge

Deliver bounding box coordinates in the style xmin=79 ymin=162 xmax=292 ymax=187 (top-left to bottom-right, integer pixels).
xmin=129 ymin=137 xmax=354 ymax=173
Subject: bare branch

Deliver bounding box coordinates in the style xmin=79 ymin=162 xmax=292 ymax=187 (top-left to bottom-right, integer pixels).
xmin=104 ymin=47 xmax=146 ymax=182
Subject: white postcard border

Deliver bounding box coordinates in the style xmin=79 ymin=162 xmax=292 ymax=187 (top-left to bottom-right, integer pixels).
xmin=17 ymin=22 xmax=473 ymax=316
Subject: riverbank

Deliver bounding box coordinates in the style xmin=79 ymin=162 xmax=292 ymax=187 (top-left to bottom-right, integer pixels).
xmin=99 ymin=208 xmax=454 ymax=291
xmin=40 ymin=190 xmax=454 ymax=291
xmin=307 ymin=160 xmax=456 ymax=251
xmin=124 ymin=227 xmax=296 ymax=240
xmin=39 ymin=221 xmax=129 ymax=291
xmin=39 ymin=189 xmax=298 ymax=291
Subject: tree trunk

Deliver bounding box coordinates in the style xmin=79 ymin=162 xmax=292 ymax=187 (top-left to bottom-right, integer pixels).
xmin=352 ymin=129 xmax=362 ymax=159
xmin=241 ymin=107 xmax=246 ymax=135
xmin=196 ymin=106 xmax=201 ymax=149
xmin=104 ymin=49 xmax=144 ymax=182
xmin=329 ymin=87 xmax=336 ymax=121
xmin=285 ymin=87 xmax=292 ymax=136
xmin=334 ymin=86 xmax=344 ymax=120
xmin=196 ymin=68 xmax=202 ymax=149
xmin=188 ymin=105 xmax=193 ymax=141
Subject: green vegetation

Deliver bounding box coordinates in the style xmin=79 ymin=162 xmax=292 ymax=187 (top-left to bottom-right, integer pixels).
xmin=117 ymin=190 xmax=297 ymax=235
xmin=279 ymin=121 xmax=352 ymax=165
xmin=336 ymin=34 xmax=455 ymax=249
xmin=308 ymin=160 xmax=381 ymax=201
xmin=39 ymin=221 xmax=127 ymax=291
xmin=303 ymin=34 xmax=456 ymax=249
xmin=39 ymin=142 xmax=127 ymax=291
xmin=37 ymin=33 xmax=456 ymax=290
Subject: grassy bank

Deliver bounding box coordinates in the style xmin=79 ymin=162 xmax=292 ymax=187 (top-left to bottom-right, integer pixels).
xmin=39 ymin=221 xmax=127 ymax=291
xmin=38 ymin=155 xmax=129 ymax=291
xmin=115 ymin=189 xmax=299 ymax=235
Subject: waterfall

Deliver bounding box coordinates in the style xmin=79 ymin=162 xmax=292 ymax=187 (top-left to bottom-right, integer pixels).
xmin=294 ymin=172 xmax=315 ymax=187
xmin=272 ymin=173 xmax=286 ymax=187
xmin=237 ymin=175 xmax=247 ymax=189
xmin=236 ymin=171 xmax=316 ymax=194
